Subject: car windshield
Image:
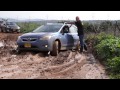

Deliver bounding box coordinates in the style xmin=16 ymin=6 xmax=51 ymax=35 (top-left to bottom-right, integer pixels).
xmin=33 ymin=24 xmax=63 ymax=33
xmin=6 ymin=22 xmax=16 ymax=25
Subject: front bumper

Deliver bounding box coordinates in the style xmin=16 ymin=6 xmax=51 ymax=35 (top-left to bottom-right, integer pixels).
xmin=7 ymin=28 xmax=20 ymax=32
xmin=17 ymin=40 xmax=52 ymax=51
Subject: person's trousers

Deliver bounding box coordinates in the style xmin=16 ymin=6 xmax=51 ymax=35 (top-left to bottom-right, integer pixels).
xmin=79 ymin=35 xmax=87 ymax=52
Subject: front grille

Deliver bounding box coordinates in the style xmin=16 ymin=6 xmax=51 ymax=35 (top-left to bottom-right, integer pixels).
xmin=22 ymin=38 xmax=37 ymax=41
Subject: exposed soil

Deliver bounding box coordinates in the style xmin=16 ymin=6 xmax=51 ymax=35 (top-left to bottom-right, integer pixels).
xmin=0 ymin=33 xmax=109 ymax=79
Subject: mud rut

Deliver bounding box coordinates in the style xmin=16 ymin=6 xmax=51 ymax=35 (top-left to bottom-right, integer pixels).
xmin=0 ymin=33 xmax=109 ymax=79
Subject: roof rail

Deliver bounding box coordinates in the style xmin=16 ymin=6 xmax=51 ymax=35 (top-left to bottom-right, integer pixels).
xmin=58 ymin=21 xmax=71 ymax=24
xmin=58 ymin=21 xmax=65 ymax=23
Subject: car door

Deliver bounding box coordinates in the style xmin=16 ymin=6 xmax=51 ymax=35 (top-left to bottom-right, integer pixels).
xmin=69 ymin=25 xmax=79 ymax=47
xmin=59 ymin=25 xmax=74 ymax=49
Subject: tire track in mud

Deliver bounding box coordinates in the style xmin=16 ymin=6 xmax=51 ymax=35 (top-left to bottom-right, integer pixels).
xmin=42 ymin=53 xmax=93 ymax=79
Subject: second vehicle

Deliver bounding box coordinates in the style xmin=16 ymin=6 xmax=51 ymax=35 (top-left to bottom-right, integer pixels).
xmin=0 ymin=21 xmax=20 ymax=33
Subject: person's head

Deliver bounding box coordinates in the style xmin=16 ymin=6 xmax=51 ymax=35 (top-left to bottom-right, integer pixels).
xmin=76 ymin=16 xmax=80 ymax=21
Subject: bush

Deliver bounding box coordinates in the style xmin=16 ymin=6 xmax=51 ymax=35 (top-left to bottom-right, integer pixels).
xmin=86 ymin=32 xmax=120 ymax=79
xmin=95 ymin=37 xmax=120 ymax=60
xmin=107 ymin=57 xmax=120 ymax=74
xmin=86 ymin=32 xmax=115 ymax=48
xmin=109 ymin=73 xmax=120 ymax=79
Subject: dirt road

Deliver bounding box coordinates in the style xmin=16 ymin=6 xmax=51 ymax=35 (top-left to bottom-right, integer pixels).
xmin=0 ymin=33 xmax=109 ymax=79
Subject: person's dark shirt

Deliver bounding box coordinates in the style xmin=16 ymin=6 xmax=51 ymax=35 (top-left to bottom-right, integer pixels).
xmin=75 ymin=20 xmax=84 ymax=35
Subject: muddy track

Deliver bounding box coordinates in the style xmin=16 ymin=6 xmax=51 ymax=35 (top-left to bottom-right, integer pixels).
xmin=0 ymin=33 xmax=109 ymax=79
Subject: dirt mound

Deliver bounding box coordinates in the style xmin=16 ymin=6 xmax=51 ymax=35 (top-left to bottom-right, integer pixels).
xmin=0 ymin=33 xmax=21 ymax=41
xmin=0 ymin=33 xmax=109 ymax=79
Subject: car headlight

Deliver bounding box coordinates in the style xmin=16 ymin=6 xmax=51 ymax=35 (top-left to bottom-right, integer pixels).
xmin=17 ymin=27 xmax=20 ymax=29
xmin=40 ymin=36 xmax=52 ymax=40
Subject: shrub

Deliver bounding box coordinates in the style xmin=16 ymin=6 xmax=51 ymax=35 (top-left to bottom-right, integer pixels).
xmin=95 ymin=37 xmax=120 ymax=60
xmin=107 ymin=57 xmax=120 ymax=74
xmin=86 ymin=32 xmax=120 ymax=79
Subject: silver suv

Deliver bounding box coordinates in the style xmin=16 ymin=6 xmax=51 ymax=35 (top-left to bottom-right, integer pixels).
xmin=17 ymin=23 xmax=80 ymax=56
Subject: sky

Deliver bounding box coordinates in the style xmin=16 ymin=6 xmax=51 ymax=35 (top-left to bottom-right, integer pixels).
xmin=0 ymin=11 xmax=120 ymax=20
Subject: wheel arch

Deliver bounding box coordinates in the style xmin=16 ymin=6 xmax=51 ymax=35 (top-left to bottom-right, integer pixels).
xmin=54 ymin=39 xmax=61 ymax=50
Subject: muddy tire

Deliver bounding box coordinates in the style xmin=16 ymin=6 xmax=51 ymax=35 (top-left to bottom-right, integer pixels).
xmin=50 ymin=41 xmax=59 ymax=56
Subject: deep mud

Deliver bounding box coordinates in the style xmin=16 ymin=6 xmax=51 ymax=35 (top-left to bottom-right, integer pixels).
xmin=0 ymin=33 xmax=109 ymax=79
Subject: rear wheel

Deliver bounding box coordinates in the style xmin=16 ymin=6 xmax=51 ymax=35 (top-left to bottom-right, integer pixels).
xmin=50 ymin=41 xmax=59 ymax=56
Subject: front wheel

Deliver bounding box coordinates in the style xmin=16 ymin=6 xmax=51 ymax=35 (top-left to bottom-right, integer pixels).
xmin=50 ymin=41 xmax=59 ymax=56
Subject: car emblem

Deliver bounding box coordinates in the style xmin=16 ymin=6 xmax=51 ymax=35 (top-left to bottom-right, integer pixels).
xmin=28 ymin=38 xmax=31 ymax=41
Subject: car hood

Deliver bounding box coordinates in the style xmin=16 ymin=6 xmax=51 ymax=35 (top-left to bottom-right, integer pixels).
xmin=20 ymin=32 xmax=56 ymax=38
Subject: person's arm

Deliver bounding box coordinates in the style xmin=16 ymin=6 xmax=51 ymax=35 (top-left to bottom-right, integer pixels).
xmin=65 ymin=22 xmax=75 ymax=27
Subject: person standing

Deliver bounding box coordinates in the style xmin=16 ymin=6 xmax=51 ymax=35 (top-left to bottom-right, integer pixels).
xmin=67 ymin=16 xmax=87 ymax=53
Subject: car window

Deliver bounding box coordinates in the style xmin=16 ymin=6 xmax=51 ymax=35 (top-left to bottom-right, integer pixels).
xmin=61 ymin=25 xmax=69 ymax=33
xmin=33 ymin=24 xmax=62 ymax=33
xmin=69 ymin=25 xmax=77 ymax=33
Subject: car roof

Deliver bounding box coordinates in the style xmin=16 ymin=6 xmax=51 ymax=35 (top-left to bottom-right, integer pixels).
xmin=46 ymin=23 xmax=71 ymax=26
xmin=45 ymin=23 xmax=75 ymax=28
xmin=46 ymin=23 xmax=64 ymax=25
